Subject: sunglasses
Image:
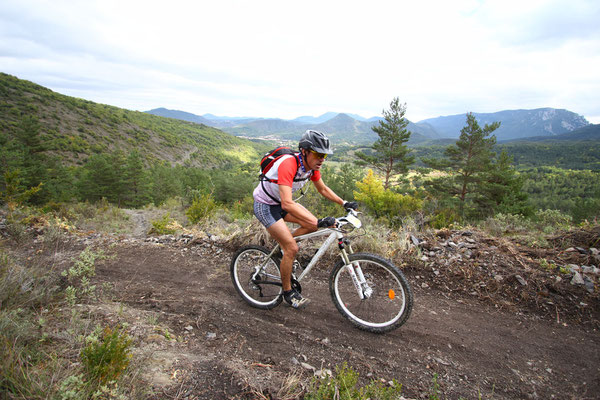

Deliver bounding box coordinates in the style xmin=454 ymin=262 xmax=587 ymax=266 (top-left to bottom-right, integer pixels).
xmin=309 ymin=149 xmax=328 ymax=159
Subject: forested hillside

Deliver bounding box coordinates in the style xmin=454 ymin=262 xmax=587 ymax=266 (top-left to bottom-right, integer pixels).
xmin=0 ymin=73 xmax=265 ymax=168
xmin=2 ymin=73 xmax=599 ymax=222
xmin=0 ymin=73 xmax=270 ymax=208
xmin=409 ymin=140 xmax=600 ymax=171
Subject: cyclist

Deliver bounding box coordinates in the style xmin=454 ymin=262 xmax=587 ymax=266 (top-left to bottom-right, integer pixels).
xmin=253 ymin=130 xmax=357 ymax=309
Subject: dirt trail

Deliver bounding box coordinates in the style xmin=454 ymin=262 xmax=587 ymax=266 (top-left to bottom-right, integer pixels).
xmin=93 ymin=238 xmax=600 ymax=399
xmin=123 ymin=209 xmax=151 ymax=238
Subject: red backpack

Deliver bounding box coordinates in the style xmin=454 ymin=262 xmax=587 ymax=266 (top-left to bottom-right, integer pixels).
xmin=258 ymin=146 xmax=311 ymax=203
xmin=259 ymin=147 xmax=299 ymax=180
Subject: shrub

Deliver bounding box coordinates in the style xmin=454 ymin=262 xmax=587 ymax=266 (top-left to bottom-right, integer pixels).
xmin=533 ymin=209 xmax=572 ymax=233
xmin=354 ymin=170 xmax=422 ymax=226
xmin=230 ymin=197 xmax=254 ymax=220
xmin=62 ymin=247 xmax=105 ymax=305
xmin=186 ymin=193 xmax=218 ymax=224
xmin=480 ymin=213 xmax=531 ymax=236
xmin=149 ymin=212 xmax=179 ymax=235
xmin=3 ymin=214 xmax=31 ymax=244
xmin=66 ymin=200 xmax=131 ymax=234
xmin=429 ymin=208 xmax=460 ymax=229
xmin=305 ymin=362 xmax=402 ymax=400
xmin=80 ymin=325 xmax=132 ymax=386
xmin=349 ymin=214 xmax=420 ymax=261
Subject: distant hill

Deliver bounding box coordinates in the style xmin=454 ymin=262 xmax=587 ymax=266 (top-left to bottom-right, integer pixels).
xmin=146 ymin=108 xmax=213 ymax=125
xmin=417 ymin=108 xmax=589 ymax=140
xmin=202 ymin=113 xmax=255 ymax=121
xmin=146 ymin=107 xmax=592 ymax=145
xmin=225 ymin=118 xmax=304 ymax=139
xmin=500 ymin=123 xmax=600 ymax=143
xmin=412 ymin=123 xmax=600 ymax=170
xmin=312 ymin=113 xmax=434 ymax=145
xmin=292 ymin=112 xmax=340 ymax=124
xmin=312 ymin=113 xmax=378 ymax=143
xmin=292 ymin=112 xmax=378 ymax=124
xmin=0 ymin=73 xmax=265 ymax=167
xmin=199 ymin=114 xmax=259 ymax=129
xmin=146 ymin=108 xmax=441 ymax=145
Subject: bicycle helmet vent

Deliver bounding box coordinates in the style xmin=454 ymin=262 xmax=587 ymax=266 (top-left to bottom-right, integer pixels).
xmin=298 ymin=130 xmax=333 ymax=154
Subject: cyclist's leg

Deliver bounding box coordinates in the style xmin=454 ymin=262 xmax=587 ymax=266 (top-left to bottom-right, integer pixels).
xmin=266 ymin=219 xmax=298 ymax=292
xmin=284 ymin=203 xmax=318 ymax=237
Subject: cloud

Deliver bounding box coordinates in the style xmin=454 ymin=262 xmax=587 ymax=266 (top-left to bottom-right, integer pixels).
xmin=1 ymin=0 xmax=599 ymax=123
xmin=472 ymin=0 xmax=600 ymax=48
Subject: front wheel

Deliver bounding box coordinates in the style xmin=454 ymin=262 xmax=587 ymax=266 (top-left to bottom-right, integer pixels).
xmin=329 ymin=253 xmax=413 ymax=333
xmin=231 ymin=245 xmax=283 ymax=309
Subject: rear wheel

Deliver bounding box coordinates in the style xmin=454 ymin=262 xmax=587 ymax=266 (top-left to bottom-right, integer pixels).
xmin=231 ymin=245 xmax=283 ymax=309
xmin=329 ymin=253 xmax=413 ymax=333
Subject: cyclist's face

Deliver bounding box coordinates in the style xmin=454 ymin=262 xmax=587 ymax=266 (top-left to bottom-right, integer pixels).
xmin=305 ymin=149 xmax=326 ymax=170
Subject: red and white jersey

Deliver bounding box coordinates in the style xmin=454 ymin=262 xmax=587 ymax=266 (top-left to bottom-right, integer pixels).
xmin=253 ymin=154 xmax=320 ymax=205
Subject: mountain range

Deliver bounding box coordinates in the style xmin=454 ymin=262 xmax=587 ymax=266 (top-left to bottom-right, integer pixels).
xmin=146 ymin=107 xmax=590 ymax=144
xmin=419 ymin=109 xmax=590 ymax=140
xmin=502 ymin=123 xmax=600 ymax=143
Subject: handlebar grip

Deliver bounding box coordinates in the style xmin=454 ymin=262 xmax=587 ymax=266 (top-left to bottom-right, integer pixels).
xmin=343 ymin=201 xmax=358 ymax=211
xmin=317 ymin=217 xmax=336 ymax=228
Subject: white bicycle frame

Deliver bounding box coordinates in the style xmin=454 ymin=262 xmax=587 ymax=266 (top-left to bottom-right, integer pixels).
xmin=255 ymin=212 xmax=370 ymax=299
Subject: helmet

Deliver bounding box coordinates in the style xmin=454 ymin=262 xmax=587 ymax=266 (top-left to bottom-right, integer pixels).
xmin=298 ymin=130 xmax=333 ymax=154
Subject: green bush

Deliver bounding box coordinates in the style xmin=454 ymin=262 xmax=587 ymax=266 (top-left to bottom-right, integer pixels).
xmin=533 ymin=209 xmax=572 ymax=232
xmin=149 ymin=212 xmax=179 ymax=235
xmin=62 ymin=247 xmax=105 ymax=305
xmin=305 ymin=362 xmax=402 ymax=400
xmin=354 ymin=170 xmax=422 ymax=226
xmin=429 ymin=208 xmax=460 ymax=229
xmin=480 ymin=213 xmax=531 ymax=236
xmin=222 ymin=197 xmax=254 ymax=222
xmin=80 ymin=325 xmax=132 ymax=386
xmin=186 ymin=193 xmax=218 ymax=224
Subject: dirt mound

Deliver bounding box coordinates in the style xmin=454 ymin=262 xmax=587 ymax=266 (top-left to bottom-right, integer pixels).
xmin=549 ymin=226 xmax=600 ymax=248
xmin=407 ymin=228 xmax=600 ymax=328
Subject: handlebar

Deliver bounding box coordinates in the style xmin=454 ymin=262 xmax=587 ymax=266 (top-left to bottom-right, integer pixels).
xmin=335 ymin=209 xmax=362 ymax=231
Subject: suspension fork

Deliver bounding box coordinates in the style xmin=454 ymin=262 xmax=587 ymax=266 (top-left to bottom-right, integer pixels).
xmin=338 ymin=240 xmax=368 ymax=299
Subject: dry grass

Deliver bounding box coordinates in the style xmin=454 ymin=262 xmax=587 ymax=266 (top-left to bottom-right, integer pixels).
xmin=0 ymin=216 xmax=151 ymax=399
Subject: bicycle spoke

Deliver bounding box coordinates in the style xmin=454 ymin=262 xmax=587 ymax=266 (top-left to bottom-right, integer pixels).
xmin=231 ymin=246 xmax=283 ymax=309
xmin=330 ymin=253 xmax=412 ymax=333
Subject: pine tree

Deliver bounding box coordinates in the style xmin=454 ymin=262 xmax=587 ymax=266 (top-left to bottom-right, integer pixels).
xmin=122 ymin=151 xmax=152 ymax=207
xmin=423 ymin=112 xmax=499 ymax=218
xmin=478 ymin=150 xmax=533 ymax=217
xmin=78 ymin=153 xmax=126 ymax=204
xmin=13 ymin=116 xmax=49 ymax=204
xmin=355 ymin=97 xmax=414 ymax=189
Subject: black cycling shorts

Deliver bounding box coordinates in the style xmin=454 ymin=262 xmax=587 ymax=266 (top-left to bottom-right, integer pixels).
xmin=254 ymin=200 xmax=288 ymax=228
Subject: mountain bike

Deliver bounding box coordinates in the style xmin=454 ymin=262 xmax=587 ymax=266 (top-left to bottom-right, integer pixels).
xmin=230 ymin=209 xmax=413 ymax=333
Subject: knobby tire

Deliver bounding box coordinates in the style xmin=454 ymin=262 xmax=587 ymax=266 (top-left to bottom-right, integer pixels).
xmin=329 ymin=253 xmax=413 ymax=333
xmin=231 ymin=245 xmax=283 ymax=309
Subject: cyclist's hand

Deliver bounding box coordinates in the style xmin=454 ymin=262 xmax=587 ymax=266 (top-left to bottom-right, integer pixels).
xmin=317 ymin=217 xmax=337 ymax=228
xmin=343 ymin=201 xmax=358 ymax=211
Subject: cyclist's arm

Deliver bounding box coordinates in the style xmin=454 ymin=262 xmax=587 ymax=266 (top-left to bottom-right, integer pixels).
xmin=313 ymin=177 xmax=344 ymax=206
xmin=280 ymin=185 xmax=318 ymax=228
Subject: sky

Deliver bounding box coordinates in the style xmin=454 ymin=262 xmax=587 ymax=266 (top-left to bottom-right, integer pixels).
xmin=1 ymin=0 xmax=599 ymax=123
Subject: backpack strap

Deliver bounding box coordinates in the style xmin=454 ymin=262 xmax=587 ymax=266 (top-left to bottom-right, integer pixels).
xmin=261 ymin=179 xmax=282 ymax=204
xmin=259 ymin=153 xmax=312 ymax=204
